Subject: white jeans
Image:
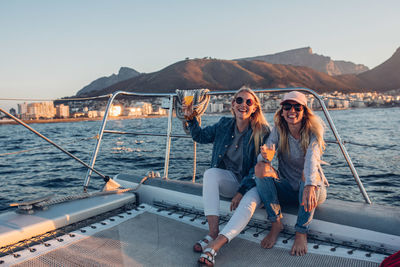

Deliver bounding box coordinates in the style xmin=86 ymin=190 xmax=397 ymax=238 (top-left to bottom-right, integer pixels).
xmin=202 ymin=168 xmax=261 ymax=242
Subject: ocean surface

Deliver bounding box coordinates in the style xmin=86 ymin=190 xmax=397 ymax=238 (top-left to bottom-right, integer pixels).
xmin=0 ymin=107 xmax=399 ymax=212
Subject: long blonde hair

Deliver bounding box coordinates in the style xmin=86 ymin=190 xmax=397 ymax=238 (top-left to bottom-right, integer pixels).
xmin=230 ymin=87 xmax=270 ymax=155
xmin=274 ymin=104 xmax=325 ymax=155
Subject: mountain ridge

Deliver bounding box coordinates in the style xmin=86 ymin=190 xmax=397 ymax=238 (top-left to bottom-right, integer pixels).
xmin=236 ymin=47 xmax=369 ymax=75
xmin=76 ymin=67 xmax=140 ymax=96
xmin=78 ymin=59 xmax=360 ymax=97
xmin=75 ymin=47 xmax=400 ymax=97
xmin=357 ymin=47 xmax=400 ymax=90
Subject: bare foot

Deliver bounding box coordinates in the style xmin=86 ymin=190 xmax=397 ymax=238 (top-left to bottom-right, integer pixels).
xmin=291 ymin=232 xmax=308 ymax=256
xmin=261 ymin=220 xmax=283 ymax=248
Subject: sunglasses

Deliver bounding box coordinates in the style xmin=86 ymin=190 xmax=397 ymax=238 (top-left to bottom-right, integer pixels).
xmin=282 ymin=103 xmax=303 ymax=112
xmin=235 ymin=97 xmax=254 ymax=106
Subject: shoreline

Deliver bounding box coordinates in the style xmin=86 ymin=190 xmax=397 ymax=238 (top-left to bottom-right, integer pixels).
xmin=1 ymin=105 xmax=399 ymax=125
xmin=0 ymin=115 xmax=167 ymax=125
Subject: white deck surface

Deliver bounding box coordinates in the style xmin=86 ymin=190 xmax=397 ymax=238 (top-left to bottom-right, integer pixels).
xmin=3 ymin=204 xmax=382 ymax=267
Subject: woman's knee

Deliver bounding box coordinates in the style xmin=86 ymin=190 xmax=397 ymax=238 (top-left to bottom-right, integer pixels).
xmin=203 ymin=168 xmax=219 ymax=184
xmin=255 ymin=177 xmax=279 ymax=202
xmin=204 ymin=168 xmax=216 ymax=178
xmin=255 ymin=176 xmax=276 ymax=188
xmin=239 ymin=188 xmax=260 ymax=210
xmin=202 ymin=169 xmax=217 ymax=195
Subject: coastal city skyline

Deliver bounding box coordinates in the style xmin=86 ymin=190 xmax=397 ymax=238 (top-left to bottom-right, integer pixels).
xmin=1 ymin=1 xmax=400 ymax=111
xmin=2 ymin=91 xmax=398 ymax=124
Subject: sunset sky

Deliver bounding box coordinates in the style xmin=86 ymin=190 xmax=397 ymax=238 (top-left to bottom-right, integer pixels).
xmin=1 ymin=0 xmax=399 ymax=110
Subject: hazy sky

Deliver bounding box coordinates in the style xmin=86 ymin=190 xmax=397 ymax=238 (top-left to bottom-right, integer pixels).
xmin=1 ymin=0 xmax=399 ymax=110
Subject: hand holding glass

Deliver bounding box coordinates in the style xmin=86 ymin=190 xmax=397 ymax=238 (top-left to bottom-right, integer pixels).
xmin=261 ymin=144 xmax=275 ymax=162
xmin=184 ymin=95 xmax=193 ymax=105
xmin=261 ymin=144 xmax=275 ymax=172
xmin=182 ymin=94 xmax=195 ymax=120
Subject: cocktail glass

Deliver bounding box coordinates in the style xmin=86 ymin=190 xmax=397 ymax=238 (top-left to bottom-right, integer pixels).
xmin=266 ymin=144 xmax=275 ymax=162
xmin=184 ymin=95 xmax=194 ymax=105
xmin=261 ymin=144 xmax=275 ymax=172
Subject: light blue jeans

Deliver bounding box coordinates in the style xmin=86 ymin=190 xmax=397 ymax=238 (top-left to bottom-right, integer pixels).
xmin=255 ymin=177 xmax=324 ymax=233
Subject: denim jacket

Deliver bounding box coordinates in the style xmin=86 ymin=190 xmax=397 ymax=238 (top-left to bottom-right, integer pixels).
xmin=187 ymin=116 xmax=267 ymax=195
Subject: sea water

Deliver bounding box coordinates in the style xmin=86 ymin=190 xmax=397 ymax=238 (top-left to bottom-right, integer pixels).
xmin=0 ymin=107 xmax=399 ymax=212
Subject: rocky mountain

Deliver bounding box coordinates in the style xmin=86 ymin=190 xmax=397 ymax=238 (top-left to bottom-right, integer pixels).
xmin=356 ymin=47 xmax=400 ymax=90
xmin=78 ymin=59 xmax=360 ymax=97
xmin=74 ymin=47 xmax=400 ymax=98
xmin=237 ymin=47 xmax=369 ymax=76
xmin=76 ymin=67 xmax=140 ymax=96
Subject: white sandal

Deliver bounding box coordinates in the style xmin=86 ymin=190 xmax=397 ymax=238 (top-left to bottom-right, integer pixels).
xmin=198 ymin=247 xmax=217 ymax=266
xmin=193 ymin=235 xmax=214 ymax=252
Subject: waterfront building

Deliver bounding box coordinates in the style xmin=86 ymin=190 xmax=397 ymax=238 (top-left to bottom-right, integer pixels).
xmin=324 ymin=99 xmax=335 ymax=109
xmin=140 ymin=102 xmax=152 ymax=115
xmin=342 ymin=99 xmax=350 ymax=108
xmin=125 ymin=107 xmax=141 ymax=116
xmin=110 ymin=105 xmax=122 ymax=117
xmin=87 ymin=110 xmax=98 ymax=118
xmin=73 ymin=112 xmax=85 ymax=118
xmin=152 ymin=107 xmax=167 ymax=115
xmin=55 ymin=104 xmax=70 ymax=118
xmin=207 ymin=102 xmax=224 ymax=113
xmin=349 ymin=94 xmax=366 ymax=108
xmin=19 ymin=101 xmax=56 ymax=120
xmin=123 ymin=102 xmax=152 ymax=116
xmin=17 ymin=102 xmax=28 ymax=117
xmin=263 ymin=99 xmax=280 ymax=112
xmin=309 ymin=97 xmax=319 ymax=109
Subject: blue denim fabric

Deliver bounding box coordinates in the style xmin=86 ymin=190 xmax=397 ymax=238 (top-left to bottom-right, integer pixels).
xmin=187 ymin=117 xmax=267 ymax=195
xmin=255 ymin=177 xmax=316 ymax=233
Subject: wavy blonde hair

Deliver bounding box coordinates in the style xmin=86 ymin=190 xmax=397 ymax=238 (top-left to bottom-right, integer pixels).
xmin=274 ymin=104 xmax=325 ymax=155
xmin=230 ymin=87 xmax=270 ymax=155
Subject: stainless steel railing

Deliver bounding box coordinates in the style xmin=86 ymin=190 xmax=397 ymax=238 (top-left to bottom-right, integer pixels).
xmin=0 ymin=107 xmax=109 ymax=181
xmin=82 ymin=91 xmax=173 ymax=191
xmin=0 ymin=88 xmax=371 ymax=203
xmin=81 ymin=87 xmax=371 ymax=204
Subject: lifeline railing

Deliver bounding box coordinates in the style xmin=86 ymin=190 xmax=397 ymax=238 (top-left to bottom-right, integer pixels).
xmin=0 ymin=87 xmax=372 ymax=204
xmin=81 ymin=87 xmax=371 ymax=204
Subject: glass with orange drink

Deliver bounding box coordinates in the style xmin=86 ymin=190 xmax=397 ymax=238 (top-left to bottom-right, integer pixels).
xmin=261 ymin=144 xmax=275 ymax=171
xmin=184 ymin=95 xmax=194 ymax=105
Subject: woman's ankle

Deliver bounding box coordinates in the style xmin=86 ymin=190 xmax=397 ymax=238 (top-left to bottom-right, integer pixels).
xmin=206 ymin=215 xmax=220 ymax=239
xmin=271 ymin=219 xmax=283 ymax=229
xmin=208 ymin=235 xmax=228 ymax=252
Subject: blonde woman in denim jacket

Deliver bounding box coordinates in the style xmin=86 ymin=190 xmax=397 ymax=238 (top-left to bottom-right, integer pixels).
xmin=183 ymin=87 xmax=276 ymax=266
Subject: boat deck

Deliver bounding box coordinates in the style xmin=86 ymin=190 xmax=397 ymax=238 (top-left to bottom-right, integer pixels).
xmin=6 ymin=204 xmax=379 ymax=267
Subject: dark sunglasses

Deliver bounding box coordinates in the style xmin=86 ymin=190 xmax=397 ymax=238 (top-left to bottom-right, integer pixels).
xmin=282 ymin=103 xmax=303 ymax=112
xmin=235 ymin=97 xmax=254 ymax=106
